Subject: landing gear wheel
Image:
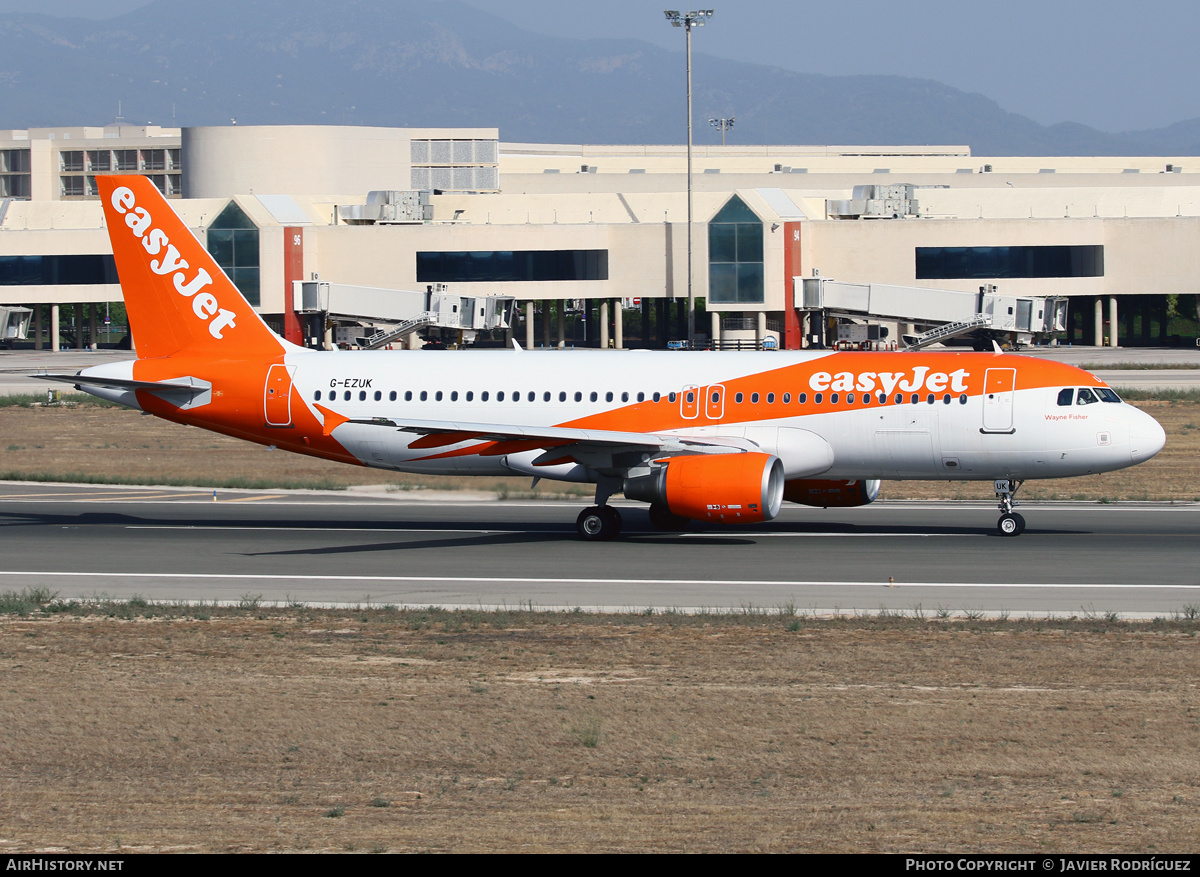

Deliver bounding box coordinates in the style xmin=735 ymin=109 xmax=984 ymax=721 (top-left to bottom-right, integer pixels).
xmin=577 ymin=506 xmax=622 ymax=541
xmin=997 ymin=512 xmax=1025 ymax=537
xmin=648 ymin=504 xmax=688 ymax=532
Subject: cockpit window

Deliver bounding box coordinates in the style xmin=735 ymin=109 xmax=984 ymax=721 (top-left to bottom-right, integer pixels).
xmin=1097 ymin=388 xmax=1122 ymax=403
xmin=1057 ymin=388 xmax=1074 ymax=406
xmin=1076 ymin=387 xmax=1099 ymax=405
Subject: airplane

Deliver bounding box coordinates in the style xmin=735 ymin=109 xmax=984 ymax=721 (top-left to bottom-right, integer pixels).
xmin=43 ymin=175 xmax=1166 ymax=540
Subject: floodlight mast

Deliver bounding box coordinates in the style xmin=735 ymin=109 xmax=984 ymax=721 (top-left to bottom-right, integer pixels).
xmin=664 ymin=9 xmax=712 ymax=348
xmin=709 ymin=116 xmax=734 ymax=146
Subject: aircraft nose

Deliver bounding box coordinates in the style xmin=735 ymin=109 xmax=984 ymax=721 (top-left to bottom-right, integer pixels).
xmin=1129 ymin=408 xmax=1166 ymax=463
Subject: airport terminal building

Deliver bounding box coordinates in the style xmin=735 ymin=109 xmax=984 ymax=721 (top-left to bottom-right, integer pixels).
xmin=1 ymin=123 xmax=1198 ymax=351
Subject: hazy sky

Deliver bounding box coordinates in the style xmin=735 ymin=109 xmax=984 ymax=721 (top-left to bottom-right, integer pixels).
xmin=0 ymin=0 xmax=1195 ymax=133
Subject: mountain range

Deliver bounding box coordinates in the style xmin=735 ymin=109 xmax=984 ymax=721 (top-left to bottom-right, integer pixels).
xmin=0 ymin=0 xmax=1196 ymax=156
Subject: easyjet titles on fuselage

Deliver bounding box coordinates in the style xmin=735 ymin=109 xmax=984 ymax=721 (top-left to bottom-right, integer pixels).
xmin=808 ymin=366 xmax=971 ymax=396
xmin=109 ymin=185 xmax=237 ymax=339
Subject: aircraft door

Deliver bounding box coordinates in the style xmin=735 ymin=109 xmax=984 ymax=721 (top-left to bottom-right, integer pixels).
xmin=264 ymin=364 xmax=295 ymax=427
xmin=705 ymin=384 xmax=725 ymax=420
xmin=680 ymin=384 xmax=700 ymax=420
xmin=982 ymin=368 xmax=1016 ymax=433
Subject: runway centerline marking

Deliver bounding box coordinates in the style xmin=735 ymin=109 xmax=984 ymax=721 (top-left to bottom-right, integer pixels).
xmin=1 ymin=571 xmax=1198 ymax=590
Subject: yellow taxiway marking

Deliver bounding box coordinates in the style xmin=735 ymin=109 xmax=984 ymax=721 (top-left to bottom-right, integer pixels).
xmin=0 ymin=490 xmax=210 ymax=500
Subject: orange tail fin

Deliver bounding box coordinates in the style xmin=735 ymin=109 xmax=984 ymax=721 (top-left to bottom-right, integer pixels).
xmin=98 ymin=175 xmax=285 ymax=361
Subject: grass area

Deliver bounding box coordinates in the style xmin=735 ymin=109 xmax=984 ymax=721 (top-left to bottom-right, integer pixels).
xmin=1 ymin=593 xmax=1197 ymax=852
xmin=0 ymin=394 xmax=1197 ymax=501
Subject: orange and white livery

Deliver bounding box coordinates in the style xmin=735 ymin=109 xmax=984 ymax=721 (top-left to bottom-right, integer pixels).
xmin=51 ymin=176 xmax=1166 ymax=539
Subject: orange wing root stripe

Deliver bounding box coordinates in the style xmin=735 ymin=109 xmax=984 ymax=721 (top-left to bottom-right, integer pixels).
xmin=314 ymin=404 xmax=350 ymax=437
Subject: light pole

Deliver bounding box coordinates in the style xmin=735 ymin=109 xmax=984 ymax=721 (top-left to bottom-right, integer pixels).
xmin=664 ymin=9 xmax=712 ymax=348
xmin=708 ymin=116 xmax=734 ymax=146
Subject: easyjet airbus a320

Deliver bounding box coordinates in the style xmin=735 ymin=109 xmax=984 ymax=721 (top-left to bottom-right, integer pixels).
xmin=46 ymin=176 xmax=1166 ymax=539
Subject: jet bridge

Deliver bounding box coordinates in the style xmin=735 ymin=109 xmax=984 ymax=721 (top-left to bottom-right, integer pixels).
xmin=799 ymin=278 xmax=1066 ymax=349
xmin=293 ymin=281 xmax=515 ymax=349
xmin=0 ymin=306 xmax=32 ymax=346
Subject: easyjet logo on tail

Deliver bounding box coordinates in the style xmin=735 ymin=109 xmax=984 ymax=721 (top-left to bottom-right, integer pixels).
xmin=109 ymin=186 xmax=237 ymax=340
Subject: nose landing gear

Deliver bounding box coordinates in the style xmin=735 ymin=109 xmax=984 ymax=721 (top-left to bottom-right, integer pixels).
xmin=994 ymin=479 xmax=1025 ymax=536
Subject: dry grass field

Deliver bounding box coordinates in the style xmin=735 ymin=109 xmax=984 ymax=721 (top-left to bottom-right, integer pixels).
xmin=0 ymin=396 xmax=1197 ymax=501
xmin=1 ymin=396 xmax=1197 ymax=852
xmin=1 ymin=605 xmax=1198 ymax=853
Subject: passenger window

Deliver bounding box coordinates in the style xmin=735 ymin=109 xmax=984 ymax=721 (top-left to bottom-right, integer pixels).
xmin=405 ymin=391 xmax=413 ymax=401
xmin=482 ymin=391 xmax=489 ymax=401
xmin=926 ymin=394 xmax=935 ymax=404
xmin=783 ymin=393 xmax=791 ymax=404
xmin=735 ymin=392 xmax=744 ymax=403
xmin=798 ymin=393 xmax=807 ymax=404
xmin=359 ymin=391 xmax=367 ymax=401
xmin=847 ymin=393 xmax=855 ymax=404
xmin=344 ymin=391 xmax=351 ymax=401
xmin=943 ymin=394 xmax=951 ymax=404
xmin=653 ymin=392 xmax=661 ymax=403
xmin=895 ymin=394 xmax=904 ymax=404
xmin=374 ymin=390 xmax=382 ymax=401
xmin=637 ymin=392 xmax=645 ymax=402
xmin=451 ymin=391 xmax=458 ymax=402
xmin=575 ymin=392 xmax=583 ymax=402
xmin=862 ymin=394 xmax=871 ymax=406
xmin=559 ymin=392 xmax=567 ymax=402
xmin=591 ymin=392 xmax=599 ymax=402
xmin=830 ymin=393 xmax=839 ymax=404
xmin=668 ymin=392 xmax=677 ymax=403
xmin=465 ymin=391 xmax=473 ymax=401
xmin=514 ymin=392 xmax=521 ymax=402
xmin=767 ymin=393 xmax=775 ymax=403
xmin=1057 ymin=388 xmax=1074 ymax=406
xmin=1077 ymin=388 xmax=1098 ymax=405
xmin=314 ymin=390 xmax=322 ymax=401
xmin=878 ymin=393 xmax=887 ymax=404
xmin=497 ymin=391 xmax=505 ymax=401
xmin=435 ymin=391 xmax=443 ymax=402
xmin=959 ymin=394 xmax=967 ymax=404
xmin=751 ymin=393 xmax=759 ymax=403
xmin=814 ymin=393 xmax=823 ymax=404
xmin=419 ymin=391 xmax=427 ymax=402
xmin=607 ymin=392 xmax=615 ymax=402
xmin=622 ymin=392 xmax=629 ymax=402
xmin=389 ymin=391 xmax=397 ymax=401
xmin=544 ymin=391 xmax=551 ymax=402
xmin=911 ymin=394 xmax=919 ymax=404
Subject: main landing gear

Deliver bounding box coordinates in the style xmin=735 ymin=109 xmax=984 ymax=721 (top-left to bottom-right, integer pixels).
xmin=576 ymin=476 xmax=624 ymax=541
xmin=994 ymin=479 xmax=1025 ymax=537
xmin=577 ymin=506 xmax=622 ymax=541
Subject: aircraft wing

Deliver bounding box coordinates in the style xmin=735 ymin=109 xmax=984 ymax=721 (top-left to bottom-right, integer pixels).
xmin=315 ymin=404 xmax=759 ymax=467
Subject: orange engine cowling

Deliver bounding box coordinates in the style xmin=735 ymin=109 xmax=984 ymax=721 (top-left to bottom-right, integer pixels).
xmin=624 ymin=452 xmax=785 ymax=523
xmin=783 ymin=479 xmax=881 ymax=508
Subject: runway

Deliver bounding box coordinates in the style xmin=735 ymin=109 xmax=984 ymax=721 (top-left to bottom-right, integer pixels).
xmin=1 ymin=483 xmax=1196 ymax=617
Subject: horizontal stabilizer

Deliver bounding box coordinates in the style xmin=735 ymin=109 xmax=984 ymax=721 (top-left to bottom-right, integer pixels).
xmin=34 ymin=372 xmax=212 ymax=408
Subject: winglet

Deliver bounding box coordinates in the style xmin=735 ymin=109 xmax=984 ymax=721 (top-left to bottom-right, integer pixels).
xmin=992 ymin=340 xmax=1003 ymax=354
xmin=512 ymin=338 xmax=523 ymax=352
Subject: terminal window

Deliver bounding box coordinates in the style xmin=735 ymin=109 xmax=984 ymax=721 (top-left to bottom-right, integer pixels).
xmin=417 ymin=250 xmax=608 ymax=283
xmin=916 ymin=245 xmax=1104 ymax=279
xmin=708 ymin=195 xmax=764 ymax=304
xmin=206 ymin=201 xmax=260 ymax=306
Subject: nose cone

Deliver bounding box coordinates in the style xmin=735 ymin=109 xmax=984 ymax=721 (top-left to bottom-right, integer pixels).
xmin=1129 ymin=408 xmax=1166 ymax=464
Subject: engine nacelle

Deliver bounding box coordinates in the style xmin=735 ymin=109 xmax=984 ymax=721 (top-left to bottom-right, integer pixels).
xmin=624 ymin=452 xmax=785 ymax=523
xmin=783 ymin=478 xmax=881 ymax=508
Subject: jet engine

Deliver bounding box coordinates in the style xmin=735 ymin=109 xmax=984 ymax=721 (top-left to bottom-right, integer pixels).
xmin=624 ymin=452 xmax=785 ymax=523
xmin=783 ymin=478 xmax=881 ymax=508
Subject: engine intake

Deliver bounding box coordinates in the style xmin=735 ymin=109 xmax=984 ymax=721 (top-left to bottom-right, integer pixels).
xmin=783 ymin=479 xmax=881 ymax=508
xmin=624 ymin=452 xmax=785 ymax=523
